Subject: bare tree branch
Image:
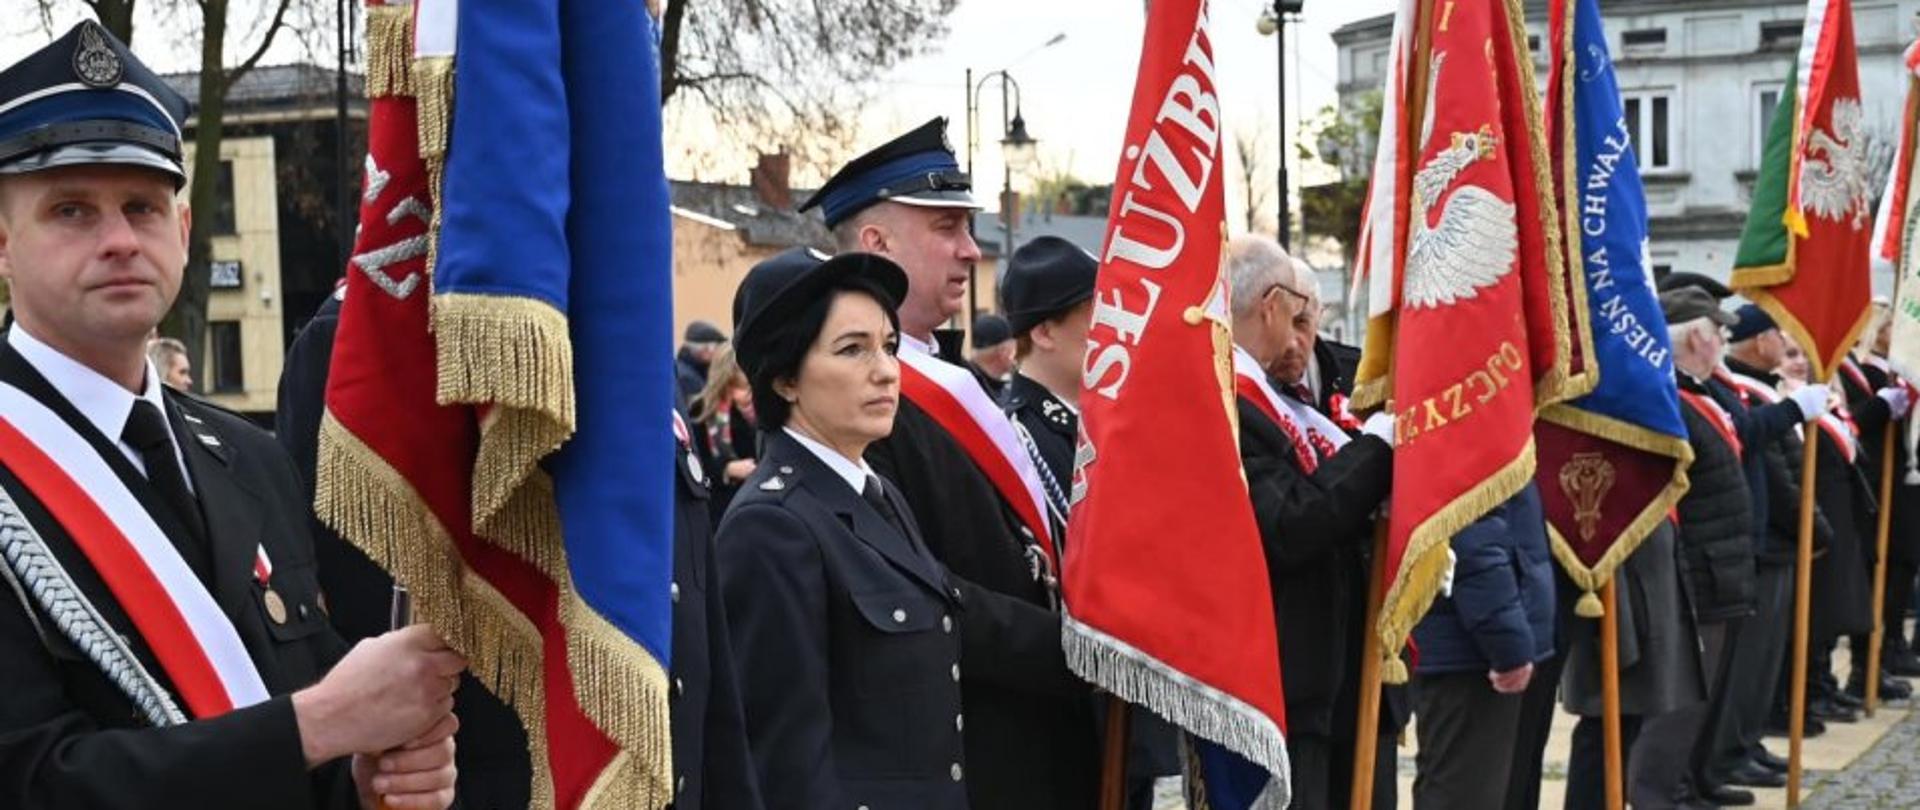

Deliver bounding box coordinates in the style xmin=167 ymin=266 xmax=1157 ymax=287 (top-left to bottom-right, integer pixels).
xmin=222 ymin=0 xmax=294 ymax=93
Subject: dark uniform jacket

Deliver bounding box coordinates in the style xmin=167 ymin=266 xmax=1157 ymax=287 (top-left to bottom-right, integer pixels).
xmin=1561 ymin=520 xmax=1706 ymax=718
xmin=1002 ymin=373 xmax=1179 ymax=784
xmin=1842 ymin=360 xmax=1920 ymax=563
xmin=0 ymin=341 xmax=357 ymax=809
xmin=276 ymin=293 xmax=532 ymax=809
xmin=1805 ymin=413 xmax=1877 ymax=640
xmin=1308 ymin=338 xmax=1361 ymax=418
xmin=1235 ymin=392 xmax=1392 ymax=738
xmin=1719 ymin=359 xmax=1830 ymax=567
xmin=718 ymin=430 xmax=968 ymax=810
xmin=1676 ymin=374 xmax=1758 ymax=623
xmin=866 ymin=346 xmax=1097 ymax=810
xmin=668 ymin=417 xmax=761 ymax=810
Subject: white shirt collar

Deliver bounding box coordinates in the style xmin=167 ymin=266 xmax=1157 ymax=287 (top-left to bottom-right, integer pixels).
xmin=9 ymin=325 xmax=184 ymax=481
xmin=783 ymin=426 xmax=876 ymax=495
xmin=901 ymin=332 xmax=937 ymax=358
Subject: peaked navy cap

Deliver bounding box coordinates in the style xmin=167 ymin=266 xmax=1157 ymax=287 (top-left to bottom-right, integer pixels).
xmin=799 ymin=117 xmax=980 ymax=228
xmin=0 ymin=21 xmax=189 ymax=186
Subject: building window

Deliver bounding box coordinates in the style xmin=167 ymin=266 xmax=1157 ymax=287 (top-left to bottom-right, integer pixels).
xmin=1621 ymin=28 xmax=1667 ymax=50
xmin=1621 ymin=91 xmax=1674 ymax=171
xmin=1526 ymin=34 xmax=1541 ymax=53
xmin=1755 ymin=84 xmax=1784 ymax=167
xmin=1760 ymin=20 xmax=1803 ymax=50
xmin=211 ymin=159 xmax=237 ymax=235
xmin=208 ymin=320 xmax=244 ymax=393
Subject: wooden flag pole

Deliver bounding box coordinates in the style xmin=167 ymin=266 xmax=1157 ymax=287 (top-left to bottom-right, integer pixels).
xmin=1600 ymin=580 xmax=1624 ymax=810
xmin=1099 ymin=694 xmax=1131 ymax=810
xmin=1349 ymin=519 xmax=1391 ymax=810
xmin=1867 ymin=419 xmax=1897 ymax=715
xmin=1787 ymin=434 xmax=1819 ymax=806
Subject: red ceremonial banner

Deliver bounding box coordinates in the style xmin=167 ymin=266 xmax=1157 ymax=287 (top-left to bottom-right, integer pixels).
xmin=1060 ymin=0 xmax=1289 ymax=789
xmin=1353 ymin=0 xmax=1576 ymax=673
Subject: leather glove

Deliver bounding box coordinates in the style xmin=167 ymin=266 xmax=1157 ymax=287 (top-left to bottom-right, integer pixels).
xmin=1361 ymin=412 xmax=1395 ymax=446
xmin=1787 ymin=384 xmax=1829 ymax=423
xmin=1879 ymin=386 xmax=1913 ymax=419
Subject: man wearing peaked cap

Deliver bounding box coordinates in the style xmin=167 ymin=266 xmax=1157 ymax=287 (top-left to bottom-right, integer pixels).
xmin=967 ymin=313 xmax=1015 ymax=399
xmin=822 ymin=123 xmax=1102 ymax=809
xmin=0 ymin=22 xmax=462 ymax=810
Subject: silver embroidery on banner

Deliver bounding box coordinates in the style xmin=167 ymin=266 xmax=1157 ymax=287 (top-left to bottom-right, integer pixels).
xmin=0 ymin=484 xmax=186 ymax=727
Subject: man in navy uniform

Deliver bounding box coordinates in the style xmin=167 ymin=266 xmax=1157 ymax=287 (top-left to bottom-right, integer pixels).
xmin=0 ymin=22 xmax=462 ymax=809
xmin=803 ymin=119 xmax=1098 ymax=809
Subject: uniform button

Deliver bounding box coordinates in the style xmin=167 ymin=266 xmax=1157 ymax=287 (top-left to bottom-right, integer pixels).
xmin=675 ymin=678 xmax=685 ymax=696
xmin=858 ymin=806 xmax=870 ymax=810
xmin=671 ymin=582 xmax=680 ymax=603
xmin=892 ymin=608 xmax=907 ymax=623
xmin=955 ymin=714 xmax=964 ymax=732
xmin=941 ymin=614 xmax=953 ymax=633
xmin=950 ymin=763 xmax=964 ymax=781
xmin=676 ymin=775 xmax=685 ymax=794
xmin=779 ymin=466 xmax=794 ymax=474
xmin=951 ymin=663 xmax=961 ymax=682
xmin=298 ymin=603 xmax=311 ymax=620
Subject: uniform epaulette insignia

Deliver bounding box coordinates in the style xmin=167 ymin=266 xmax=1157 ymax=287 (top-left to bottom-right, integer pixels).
xmin=760 ymin=476 xmax=786 ymax=492
xmin=194 ymin=432 xmax=222 ymax=448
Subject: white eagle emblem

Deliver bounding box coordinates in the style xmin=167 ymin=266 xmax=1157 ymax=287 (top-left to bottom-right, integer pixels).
xmin=1798 ymin=97 xmax=1873 ymax=230
xmin=1403 ymin=52 xmax=1520 ymax=311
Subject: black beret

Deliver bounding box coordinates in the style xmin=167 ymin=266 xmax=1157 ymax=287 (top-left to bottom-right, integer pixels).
xmin=970 ymin=314 xmax=1012 ymax=349
xmin=683 ymin=320 xmax=727 ymax=344
xmin=730 ymin=248 xmax=908 ymax=376
xmin=1001 ymin=236 xmax=1099 ymax=335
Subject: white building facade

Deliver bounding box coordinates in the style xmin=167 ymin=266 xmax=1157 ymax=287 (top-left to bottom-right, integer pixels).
xmin=1332 ymin=0 xmax=1920 ymax=298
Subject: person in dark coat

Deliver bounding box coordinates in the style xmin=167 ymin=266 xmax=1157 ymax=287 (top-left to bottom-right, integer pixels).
xmin=999 ymin=236 xmax=1179 ymax=809
xmin=1559 ymin=521 xmax=1707 ymax=810
xmin=687 ymin=345 xmax=759 ymax=523
xmin=718 ymin=248 xmax=999 ymax=809
xmin=1836 ymin=330 xmax=1920 ymax=698
xmin=1409 ymin=484 xmax=1556 ymax=810
xmin=0 ymin=23 xmax=462 ymax=807
xmin=1706 ymin=304 xmax=1832 ymax=793
xmin=1226 ymin=237 xmax=1395 ymax=810
xmin=1779 ymin=340 xmax=1877 ymax=724
xmin=677 ymin=320 xmax=727 ymax=407
xmin=967 ymin=313 xmax=1015 ymax=400
xmin=1651 ymin=289 xmax=1755 ymax=809
xmin=667 ymin=408 xmax=763 ymax=810
xmin=809 ymin=119 xmax=1099 ymax=810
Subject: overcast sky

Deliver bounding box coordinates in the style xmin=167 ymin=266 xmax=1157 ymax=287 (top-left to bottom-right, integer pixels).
xmin=1 ymin=0 xmax=1401 ymax=217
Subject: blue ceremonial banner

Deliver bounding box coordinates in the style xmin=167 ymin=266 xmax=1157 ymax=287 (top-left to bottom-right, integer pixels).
xmin=1537 ymin=0 xmax=1693 ymax=612
xmin=431 ymin=0 xmax=677 ymax=803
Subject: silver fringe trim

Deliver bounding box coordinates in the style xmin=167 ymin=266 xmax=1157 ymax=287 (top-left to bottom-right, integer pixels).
xmin=1063 ymin=613 xmax=1291 ymax=810
xmin=0 ymin=484 xmax=187 ymax=727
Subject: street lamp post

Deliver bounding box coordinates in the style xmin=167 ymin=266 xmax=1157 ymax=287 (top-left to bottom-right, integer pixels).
xmin=966 ymin=70 xmax=1039 ymax=327
xmin=1258 ymin=0 xmax=1306 ymax=250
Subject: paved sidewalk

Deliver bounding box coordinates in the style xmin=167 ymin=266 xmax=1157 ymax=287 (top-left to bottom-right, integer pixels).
xmin=1801 ymin=697 xmax=1920 ymax=809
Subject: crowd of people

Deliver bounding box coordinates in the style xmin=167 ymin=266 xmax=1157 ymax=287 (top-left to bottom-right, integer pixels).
xmin=6 ymin=18 xmax=1920 ymax=810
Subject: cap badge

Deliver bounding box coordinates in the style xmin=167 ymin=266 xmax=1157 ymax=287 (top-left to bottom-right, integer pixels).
xmin=73 ymin=23 xmax=124 ymax=89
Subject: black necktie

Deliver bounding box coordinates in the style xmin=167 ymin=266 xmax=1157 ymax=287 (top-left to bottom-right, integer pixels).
xmin=123 ymin=400 xmax=211 ymax=575
xmin=862 ymin=475 xmax=936 ymax=561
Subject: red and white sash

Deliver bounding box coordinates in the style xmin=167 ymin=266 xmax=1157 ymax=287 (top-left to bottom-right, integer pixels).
xmin=1719 ymin=366 xmax=1806 ymax=442
xmin=896 ymin=343 xmax=1058 ymax=569
xmin=1679 ymin=387 xmax=1743 ymax=457
xmin=0 ymin=382 xmax=268 ymax=718
xmin=1231 ymin=346 xmax=1348 ymax=474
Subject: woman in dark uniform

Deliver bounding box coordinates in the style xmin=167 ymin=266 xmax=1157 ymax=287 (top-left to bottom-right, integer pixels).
xmin=718 ymin=248 xmax=969 ymax=810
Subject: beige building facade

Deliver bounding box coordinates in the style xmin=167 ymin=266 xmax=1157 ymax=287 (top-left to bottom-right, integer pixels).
xmin=184 ymin=137 xmax=286 ymax=414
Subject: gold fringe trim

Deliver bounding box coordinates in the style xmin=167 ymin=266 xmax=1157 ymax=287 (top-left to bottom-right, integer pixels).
xmin=319 ymin=413 xmax=672 ymax=809
xmin=364 ymin=6 xmax=414 ymax=99
xmin=1377 ymin=439 xmax=1540 ymax=673
xmin=1505 ymin=0 xmax=1590 ymax=408
xmin=1352 ymin=312 xmax=1397 ymax=413
xmin=563 ymin=600 xmax=674 ymax=808
xmin=412 ymin=57 xmax=456 ymax=163
xmin=430 ymin=294 xmax=577 ymax=548
xmin=315 ymin=414 xmax=559 ymax=810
